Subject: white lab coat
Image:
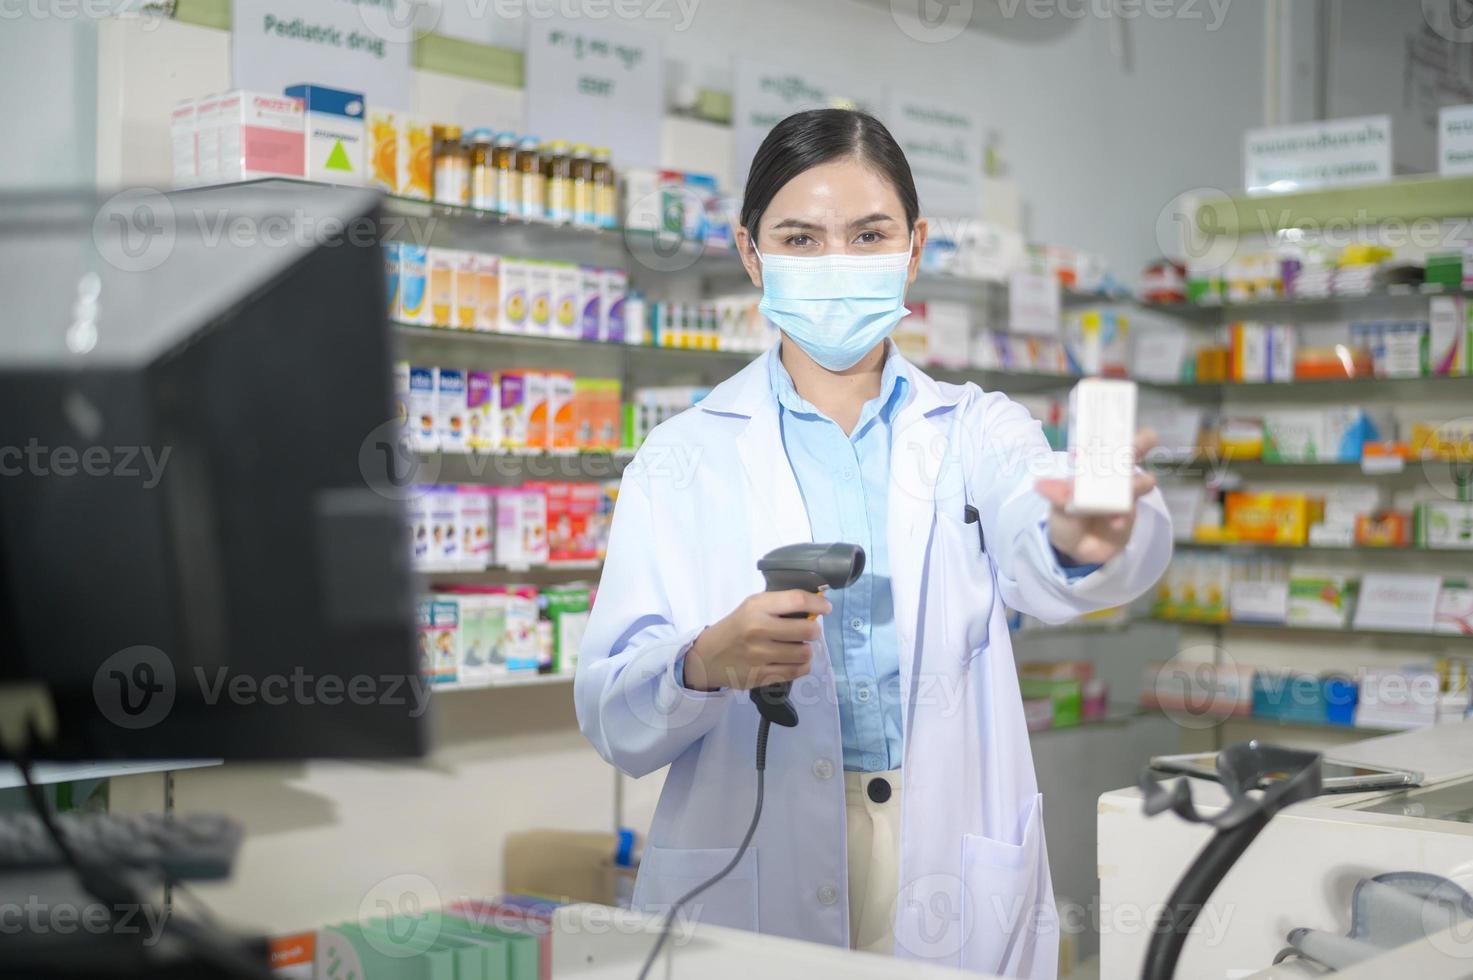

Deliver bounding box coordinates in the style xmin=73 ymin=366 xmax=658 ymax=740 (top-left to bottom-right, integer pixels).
xmin=574 ymin=347 xmax=1172 ymax=978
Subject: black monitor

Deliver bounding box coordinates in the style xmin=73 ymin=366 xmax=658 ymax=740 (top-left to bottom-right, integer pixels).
xmin=0 ymin=184 xmax=426 ymax=760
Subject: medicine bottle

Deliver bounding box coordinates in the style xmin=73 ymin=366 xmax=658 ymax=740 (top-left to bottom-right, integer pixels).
xmin=469 ymin=129 xmax=496 ymax=212
xmin=571 ymin=144 xmax=595 ymax=227
xmin=543 ymin=140 xmax=573 ymax=224
xmin=492 ymin=133 xmax=519 ymax=217
xmin=432 ymin=125 xmax=469 ymax=206
xmin=516 ymin=136 xmax=544 ymax=220
xmin=591 ymin=147 xmax=616 ymax=230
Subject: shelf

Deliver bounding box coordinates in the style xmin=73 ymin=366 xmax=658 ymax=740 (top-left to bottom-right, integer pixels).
xmin=423 ymin=560 xmax=602 ymax=575
xmin=0 ymin=759 xmax=222 ymax=790
xmin=1028 ymin=704 xmax=1149 ymax=735
xmin=415 ymin=448 xmax=633 ymax=484
xmin=1142 ymin=283 xmax=1470 ymax=320
xmin=433 ymin=672 xmax=575 ymax=692
xmin=1175 ymin=541 xmax=1472 ymax=558
xmin=1157 ymin=458 xmax=1429 ymax=482
xmin=1151 ymin=617 xmax=1473 ymax=642
xmin=1137 ymin=706 xmax=1398 ymax=736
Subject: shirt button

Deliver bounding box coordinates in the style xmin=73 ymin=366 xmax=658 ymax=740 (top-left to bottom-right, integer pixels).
xmin=811 ymin=758 xmax=834 ymax=780
xmin=864 ymin=753 xmax=884 ymax=771
xmin=849 ymin=617 xmax=864 ymax=632
xmin=842 ymin=468 xmax=855 ymax=481
xmin=817 ymin=884 xmax=839 ymax=906
xmin=855 ymin=686 xmax=872 ymax=703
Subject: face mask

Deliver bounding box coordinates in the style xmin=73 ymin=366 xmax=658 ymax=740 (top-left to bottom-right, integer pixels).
xmin=755 ymin=238 xmax=912 ymax=371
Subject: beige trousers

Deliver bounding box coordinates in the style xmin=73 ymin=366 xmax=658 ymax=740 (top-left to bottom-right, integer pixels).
xmin=844 ymin=768 xmax=902 ymax=954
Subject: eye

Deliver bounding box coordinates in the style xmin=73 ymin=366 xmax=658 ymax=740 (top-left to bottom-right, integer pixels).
xmin=854 ymin=231 xmax=885 ymax=245
xmin=786 ymin=233 xmax=817 ymax=248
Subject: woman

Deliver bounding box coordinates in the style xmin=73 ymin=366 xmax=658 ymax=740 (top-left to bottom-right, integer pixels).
xmin=575 ymin=109 xmax=1171 ymax=979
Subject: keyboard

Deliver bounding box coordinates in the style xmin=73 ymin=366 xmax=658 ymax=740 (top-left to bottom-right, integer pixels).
xmin=0 ymin=812 xmax=242 ymax=881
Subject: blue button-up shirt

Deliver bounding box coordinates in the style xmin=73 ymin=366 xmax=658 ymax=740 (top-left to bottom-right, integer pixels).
xmin=770 ymin=347 xmax=908 ymax=773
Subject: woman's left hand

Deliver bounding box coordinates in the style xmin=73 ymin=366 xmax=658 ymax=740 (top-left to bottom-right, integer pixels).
xmin=1035 ymin=430 xmax=1158 ymax=566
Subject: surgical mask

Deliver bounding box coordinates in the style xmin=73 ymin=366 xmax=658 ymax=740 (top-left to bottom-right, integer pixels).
xmin=755 ymin=239 xmax=913 ymax=371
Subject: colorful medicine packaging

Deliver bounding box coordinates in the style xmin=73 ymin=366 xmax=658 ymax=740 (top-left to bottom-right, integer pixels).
xmin=285 ymin=84 xmax=365 ymax=185
xmin=436 ymin=369 xmax=467 ymax=453
xmin=398 ymin=244 xmax=429 ymax=325
xmin=466 ymin=371 xmax=497 ymax=452
xmin=409 ymin=365 xmax=438 ymax=452
xmin=170 ymin=99 xmax=198 ymax=187
xmin=496 ymin=371 xmax=528 ymax=448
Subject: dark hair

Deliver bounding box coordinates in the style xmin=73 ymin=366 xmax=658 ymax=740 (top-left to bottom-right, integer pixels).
xmin=739 ymin=109 xmax=920 ymax=240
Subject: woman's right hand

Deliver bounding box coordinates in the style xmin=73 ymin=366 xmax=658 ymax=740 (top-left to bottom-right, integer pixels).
xmin=683 ymin=590 xmax=832 ymax=691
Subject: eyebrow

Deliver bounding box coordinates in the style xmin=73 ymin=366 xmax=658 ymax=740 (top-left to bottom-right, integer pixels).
xmin=769 ymin=212 xmax=899 ymax=233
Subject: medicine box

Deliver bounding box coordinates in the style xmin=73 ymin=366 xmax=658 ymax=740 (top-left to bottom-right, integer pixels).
xmin=436 ymin=369 xmax=467 ymax=454
xmin=526 ymin=262 xmax=554 ymax=335
xmin=601 ymin=268 xmax=629 ymax=342
xmin=502 ymin=588 xmax=543 ymax=670
xmin=1427 ymin=296 xmax=1467 ymax=376
xmin=524 ymin=371 xmax=551 ymax=449
xmin=1435 ymin=579 xmax=1473 ymax=635
xmin=215 ymin=90 xmax=305 ymax=182
xmin=474 ymin=254 xmax=500 ymax=331
xmin=416 ymin=597 xmax=458 ymax=684
xmin=494 ymin=490 xmax=549 ymax=568
xmin=398 ymin=244 xmax=429 ymax=325
xmin=1066 ymin=310 xmax=1129 ymax=378
xmin=285 ymin=84 xmax=364 ymax=185
xmin=1067 ymin=378 xmax=1136 ymax=514
xmin=579 ymin=266 xmax=604 ymax=341
xmin=500 ymin=260 xmax=529 ymax=334
xmin=170 ymin=99 xmax=197 ymax=188
xmin=392 ymin=361 xmax=411 ymax=433
xmin=552 ymin=263 xmax=581 ymax=339
xmin=428 ymin=247 xmax=456 ymax=328
xmin=408 ymin=493 xmax=430 ymax=568
xmin=548 ymin=371 xmax=577 ymax=449
xmin=427 ymin=485 xmax=460 ymax=571
xmin=1286 ymin=566 xmax=1356 ymax=627
xmin=397 ymin=115 xmax=433 ymax=200
xmin=451 ymin=250 xmax=478 ymax=330
xmin=456 ymin=486 xmax=493 ymax=571
xmin=495 ymin=371 xmax=528 ymax=449
xmin=1262 ymin=408 xmax=1383 ymax=463
xmin=194 ymin=94 xmax=222 ymax=185
xmin=466 ymin=371 xmax=497 ymax=452
xmin=1225 ymin=493 xmax=1323 ymax=546
xmin=382 ymin=242 xmax=401 ymax=317
xmin=366 ymin=108 xmax=398 ymax=192
xmin=1416 ymin=501 xmax=1473 ymax=549
xmin=408 ymin=366 xmax=438 ymax=452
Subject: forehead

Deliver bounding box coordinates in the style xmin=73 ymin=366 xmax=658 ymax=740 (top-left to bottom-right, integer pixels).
xmin=761 ymin=158 xmax=904 ymax=226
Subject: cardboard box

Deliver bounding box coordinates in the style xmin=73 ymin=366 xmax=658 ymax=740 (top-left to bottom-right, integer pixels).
xmin=451 ymin=250 xmax=479 ymax=330
xmin=1416 ymin=501 xmax=1473 ymax=549
xmin=409 ymin=365 xmax=438 ymax=452
xmin=495 ymin=371 xmax=528 ymax=449
xmin=216 ymin=90 xmax=305 ymax=181
xmin=170 ymin=98 xmax=197 ymax=188
xmin=547 ymin=371 xmax=576 ymax=450
xmin=417 ymin=596 xmax=460 ymax=685
xmin=194 ymin=93 xmax=222 ymax=185
xmin=366 ymin=108 xmax=398 ymax=192
xmin=397 ymin=244 xmax=428 ymax=324
xmin=381 ymin=242 xmax=401 ymax=317
xmin=579 ymin=266 xmax=604 ymax=341
xmin=397 ymin=115 xmax=433 ymax=200
xmin=601 ymin=268 xmax=628 ymax=342
xmin=1286 ymin=566 xmax=1356 ymax=627
xmin=474 ymin=254 xmax=500 ymax=332
xmin=526 ymin=262 xmax=554 ymax=336
xmin=1067 ymin=378 xmax=1136 ymax=514
xmin=524 ymin=372 xmax=550 ymax=448
xmin=285 ymin=84 xmax=365 ymax=184
xmin=552 ymin=263 xmax=581 ymax=339
xmin=1352 ymin=573 xmax=1442 ymax=632
xmin=1355 ymin=511 xmax=1411 ymax=548
xmin=1427 ymin=296 xmax=1467 ymax=376
xmin=1225 ymin=493 xmax=1323 ymax=546
xmin=1434 ymin=579 xmax=1473 ymax=635
xmin=500 ymin=259 xmax=529 ymax=333
xmin=428 ymin=247 xmax=456 ymax=328
xmin=436 ymin=369 xmax=467 ymax=454
xmin=466 ymin=370 xmax=497 ymax=452
xmin=1263 ymin=408 xmax=1384 ymax=463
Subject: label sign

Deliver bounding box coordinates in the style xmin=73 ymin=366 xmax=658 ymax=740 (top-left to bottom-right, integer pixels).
xmin=1439 ymin=105 xmax=1473 ymax=177
xmin=732 ymin=58 xmax=880 ymax=187
xmin=232 ymin=0 xmax=413 ymax=110
xmin=524 ymin=18 xmax=663 ymax=169
xmin=884 ymin=94 xmax=983 ymax=219
xmin=1243 ymin=115 xmax=1393 ymax=195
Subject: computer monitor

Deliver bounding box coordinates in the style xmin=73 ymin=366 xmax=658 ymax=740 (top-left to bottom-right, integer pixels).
xmin=0 ymin=184 xmax=426 ymax=760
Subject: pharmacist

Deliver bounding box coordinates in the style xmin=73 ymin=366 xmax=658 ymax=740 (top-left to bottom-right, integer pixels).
xmin=576 ymin=109 xmax=1171 ymax=979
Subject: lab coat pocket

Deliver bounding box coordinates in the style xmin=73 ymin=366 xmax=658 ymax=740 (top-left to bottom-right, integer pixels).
xmin=959 ymin=794 xmax=1047 ymax=976
xmin=932 ymin=510 xmax=993 ymax=659
xmin=632 ymin=845 xmax=759 ymax=932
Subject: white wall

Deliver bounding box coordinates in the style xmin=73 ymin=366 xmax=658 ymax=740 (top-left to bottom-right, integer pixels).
xmin=0 ymin=17 xmax=97 ymax=188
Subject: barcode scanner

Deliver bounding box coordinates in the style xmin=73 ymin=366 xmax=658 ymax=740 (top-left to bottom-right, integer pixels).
xmin=753 ymin=542 xmax=866 ymax=728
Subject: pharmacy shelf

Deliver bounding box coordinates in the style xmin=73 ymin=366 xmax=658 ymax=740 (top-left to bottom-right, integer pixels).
xmin=1140 ymin=283 xmax=1471 ymax=320
xmin=1159 ymin=458 xmax=1433 ymax=482
xmin=1028 ymin=704 xmax=1149 ymax=736
xmin=422 ymin=560 xmax=603 ymax=579
xmin=0 ymin=759 xmax=222 ymax=791
xmin=1174 ymin=541 xmax=1472 ymax=558
xmin=414 ymin=448 xmax=633 ymax=485
xmin=433 ymin=672 xmax=575 ymax=693
xmin=1151 ymin=617 xmax=1473 ymax=643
